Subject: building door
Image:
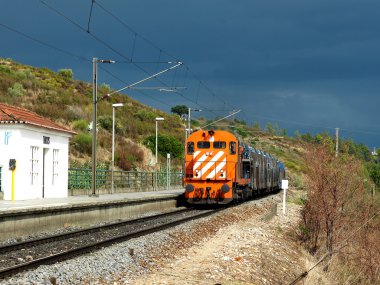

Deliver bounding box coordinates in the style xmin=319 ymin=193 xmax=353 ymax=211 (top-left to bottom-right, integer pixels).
xmin=0 ymin=166 xmax=2 ymax=198
xmin=42 ymin=148 xmax=49 ymax=198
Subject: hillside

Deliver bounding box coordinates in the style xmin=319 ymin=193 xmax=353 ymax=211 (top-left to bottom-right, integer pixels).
xmin=1 ymin=57 xmax=377 ymax=184
xmin=0 ymin=58 xmax=185 ymax=170
xmin=1 ymin=58 xmax=379 ymax=283
xmin=0 ymin=57 xmax=308 ymax=177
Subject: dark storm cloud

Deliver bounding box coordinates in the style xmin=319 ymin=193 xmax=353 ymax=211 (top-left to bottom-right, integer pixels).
xmin=0 ymin=0 xmax=379 ymax=146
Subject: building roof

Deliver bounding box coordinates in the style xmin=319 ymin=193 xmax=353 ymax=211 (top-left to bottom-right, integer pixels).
xmin=0 ymin=103 xmax=76 ymax=135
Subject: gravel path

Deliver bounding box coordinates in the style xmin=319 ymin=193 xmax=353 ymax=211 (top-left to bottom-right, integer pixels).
xmin=0 ymin=194 xmax=310 ymax=285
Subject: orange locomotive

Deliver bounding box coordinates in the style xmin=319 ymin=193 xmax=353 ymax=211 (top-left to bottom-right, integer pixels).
xmin=184 ymin=130 xmax=285 ymax=205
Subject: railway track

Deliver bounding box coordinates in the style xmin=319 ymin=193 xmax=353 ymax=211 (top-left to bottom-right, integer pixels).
xmin=0 ymin=207 xmax=222 ymax=279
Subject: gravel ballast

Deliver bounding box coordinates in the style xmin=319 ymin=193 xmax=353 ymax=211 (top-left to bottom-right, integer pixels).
xmin=0 ymin=193 xmax=310 ymax=285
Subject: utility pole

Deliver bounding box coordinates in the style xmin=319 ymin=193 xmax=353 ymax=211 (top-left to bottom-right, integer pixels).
xmin=90 ymin=60 xmax=182 ymax=196
xmin=91 ymin=58 xmax=115 ymax=197
xmin=335 ymin=128 xmax=339 ymax=157
xmin=91 ymin=58 xmax=98 ymax=197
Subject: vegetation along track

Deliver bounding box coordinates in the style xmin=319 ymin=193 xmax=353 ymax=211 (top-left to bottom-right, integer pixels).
xmin=0 ymin=208 xmax=222 ymax=279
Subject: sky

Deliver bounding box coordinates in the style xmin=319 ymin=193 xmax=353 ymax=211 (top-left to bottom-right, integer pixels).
xmin=1 ymin=0 xmax=379 ymax=148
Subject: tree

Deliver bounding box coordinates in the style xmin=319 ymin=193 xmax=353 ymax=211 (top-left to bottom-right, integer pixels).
xmin=265 ymin=122 xmax=275 ymax=135
xmin=171 ymin=105 xmax=188 ymax=116
xmin=252 ymin=121 xmax=261 ymax=130
xmin=143 ymin=134 xmax=183 ymax=159
xmin=301 ymin=146 xmax=365 ymax=257
xmin=367 ymin=162 xmax=380 ymax=189
xmin=7 ymin=83 xmax=25 ymax=97
xmin=58 ymin=68 xmax=73 ymax=80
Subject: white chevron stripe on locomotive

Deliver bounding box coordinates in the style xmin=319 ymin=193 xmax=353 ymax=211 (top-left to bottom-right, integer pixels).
xmin=206 ymin=157 xmax=226 ymax=179
xmin=193 ymin=153 xmax=208 ymax=171
xmin=197 ymin=151 xmax=225 ymax=178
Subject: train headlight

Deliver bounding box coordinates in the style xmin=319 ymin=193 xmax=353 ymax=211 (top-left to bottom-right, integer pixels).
xmin=221 ymin=184 xmax=230 ymax=193
xmin=195 ymin=170 xmax=199 ymax=177
xmin=185 ymin=184 xmax=195 ymax=193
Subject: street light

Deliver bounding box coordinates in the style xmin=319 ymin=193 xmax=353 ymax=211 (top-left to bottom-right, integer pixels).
xmin=91 ymin=58 xmax=115 ymax=197
xmin=91 ymin=60 xmax=182 ymax=196
xmin=155 ymin=117 xmax=164 ymax=191
xmin=111 ymin=103 xmax=124 ymax=194
xmin=155 ymin=117 xmax=165 ymax=164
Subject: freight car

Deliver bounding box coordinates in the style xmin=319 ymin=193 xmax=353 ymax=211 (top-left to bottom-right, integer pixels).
xmin=184 ymin=130 xmax=285 ymax=205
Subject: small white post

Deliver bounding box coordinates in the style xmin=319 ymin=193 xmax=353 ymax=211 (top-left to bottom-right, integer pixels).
xmin=282 ymin=179 xmax=289 ymax=215
xmin=167 ymin=153 xmax=171 ymax=191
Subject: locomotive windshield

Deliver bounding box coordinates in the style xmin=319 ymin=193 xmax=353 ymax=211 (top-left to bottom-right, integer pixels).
xmin=213 ymin=141 xmax=226 ymax=149
xmin=197 ymin=141 xmax=210 ymax=149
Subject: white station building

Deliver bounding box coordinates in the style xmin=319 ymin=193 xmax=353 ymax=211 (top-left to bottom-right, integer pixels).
xmin=0 ymin=103 xmax=75 ymax=200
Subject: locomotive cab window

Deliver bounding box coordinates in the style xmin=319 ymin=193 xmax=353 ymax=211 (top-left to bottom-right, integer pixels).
xmin=213 ymin=141 xmax=226 ymax=149
xmin=197 ymin=141 xmax=210 ymax=149
xmin=229 ymin=141 xmax=236 ymax=154
xmin=187 ymin=142 xmax=194 ymax=155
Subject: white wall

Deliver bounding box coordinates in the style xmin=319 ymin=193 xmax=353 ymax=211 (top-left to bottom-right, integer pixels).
xmin=0 ymin=125 xmax=71 ymax=200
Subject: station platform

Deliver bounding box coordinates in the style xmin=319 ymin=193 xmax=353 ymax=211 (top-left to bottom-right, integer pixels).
xmin=0 ymin=189 xmax=184 ymax=213
xmin=0 ymin=189 xmax=185 ymax=241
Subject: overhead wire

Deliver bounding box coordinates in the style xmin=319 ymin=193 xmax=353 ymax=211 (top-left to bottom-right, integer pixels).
xmin=4 ymin=2 xmax=377 ymax=139
xmin=0 ymin=19 xmax=172 ymax=109
xmin=0 ymin=22 xmax=90 ymax=63
xmin=91 ymin=0 xmax=232 ymax=115
xmin=39 ymin=0 xmax=220 ymax=117
xmin=98 ymin=65 xmax=174 ymax=108
xmin=87 ymin=0 xmax=95 ymax=33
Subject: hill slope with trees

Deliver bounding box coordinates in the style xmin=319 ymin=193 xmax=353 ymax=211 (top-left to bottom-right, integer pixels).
xmin=1 ymin=57 xmax=379 ymax=283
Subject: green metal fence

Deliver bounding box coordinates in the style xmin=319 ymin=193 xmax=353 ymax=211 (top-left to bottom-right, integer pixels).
xmin=68 ymin=168 xmax=183 ymax=192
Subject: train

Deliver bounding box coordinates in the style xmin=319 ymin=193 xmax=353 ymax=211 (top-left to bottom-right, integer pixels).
xmin=184 ymin=130 xmax=285 ymax=205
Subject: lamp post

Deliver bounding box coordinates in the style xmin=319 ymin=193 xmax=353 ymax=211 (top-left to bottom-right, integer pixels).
xmin=91 ymin=60 xmax=182 ymax=196
xmin=91 ymin=57 xmax=115 ymax=197
xmin=155 ymin=117 xmax=165 ymax=191
xmin=111 ymin=103 xmax=124 ymax=194
xmin=155 ymin=117 xmax=165 ymax=164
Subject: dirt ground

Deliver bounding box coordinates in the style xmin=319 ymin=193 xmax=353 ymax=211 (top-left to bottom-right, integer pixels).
xmin=121 ymin=192 xmax=327 ymax=285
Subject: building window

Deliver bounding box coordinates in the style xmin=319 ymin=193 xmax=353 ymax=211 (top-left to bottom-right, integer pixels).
xmin=52 ymin=149 xmax=59 ymax=184
xmin=31 ymin=146 xmax=39 ymax=185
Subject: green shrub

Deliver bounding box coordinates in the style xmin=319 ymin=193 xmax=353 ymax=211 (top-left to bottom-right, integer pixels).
xmin=116 ymin=142 xmax=145 ymax=171
xmin=98 ymin=116 xmax=113 ymax=131
xmin=66 ymin=106 xmax=86 ymax=121
xmin=100 ymin=83 xmax=111 ymax=93
xmin=135 ymin=109 xmax=157 ymax=121
xmin=144 ymin=134 xmax=183 ymax=159
xmin=58 ymin=68 xmax=73 ymax=80
xmin=15 ymin=70 xmax=35 ymax=81
xmin=73 ymin=133 xmax=92 ymax=155
xmin=0 ymin=65 xmax=12 ymax=74
xmin=73 ymin=119 xmax=89 ymax=132
xmin=7 ymin=82 xmax=25 ymax=97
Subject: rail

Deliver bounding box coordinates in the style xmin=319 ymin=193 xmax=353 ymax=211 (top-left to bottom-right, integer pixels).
xmin=68 ymin=168 xmax=183 ymax=193
xmin=0 ymin=208 xmax=219 ymax=280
